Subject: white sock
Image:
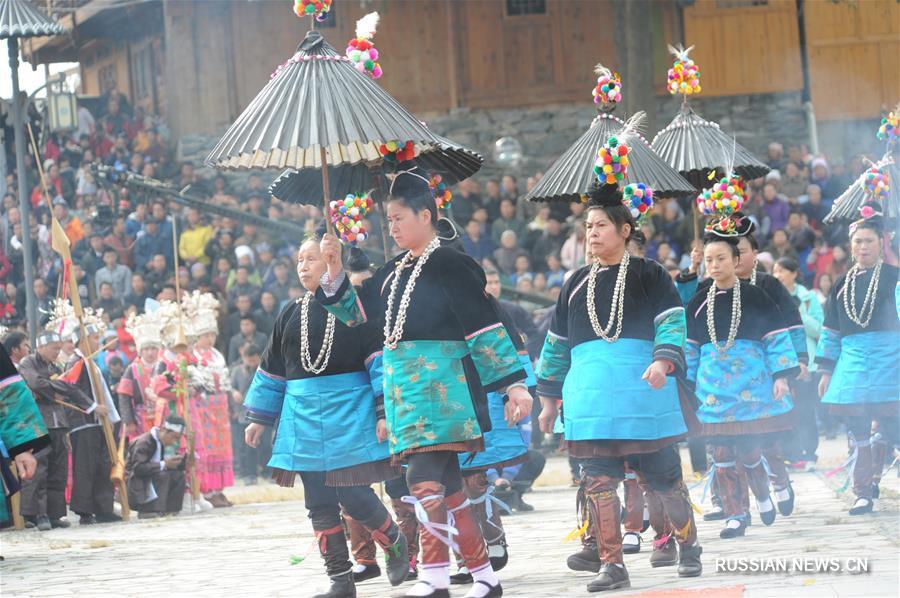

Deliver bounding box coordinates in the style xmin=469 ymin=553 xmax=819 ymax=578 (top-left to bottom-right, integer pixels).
xmin=465 ymin=564 xmax=499 ymax=597
xmin=774 ymin=487 xmax=791 ymax=502
xmin=351 ymin=563 xmax=367 ymax=573
xmin=408 ymin=565 xmax=449 ymax=594
xmin=725 ymin=518 xmax=743 ymax=530
xmin=623 ymin=532 xmax=640 ymax=546
xmin=853 ymin=498 xmax=871 ymax=508
xmin=757 ymin=498 xmax=774 ymax=513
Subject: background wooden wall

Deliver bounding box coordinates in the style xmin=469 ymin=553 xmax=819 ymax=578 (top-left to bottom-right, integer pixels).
xmin=804 ymin=0 xmax=900 ymax=121
xmin=682 ymin=0 xmax=803 ymax=97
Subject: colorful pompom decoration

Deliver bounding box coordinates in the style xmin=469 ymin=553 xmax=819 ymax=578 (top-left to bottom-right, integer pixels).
xmin=876 ymin=109 xmax=898 ymax=144
xmin=346 ymin=12 xmax=382 ymax=79
xmin=667 ymin=44 xmax=701 ymax=97
xmin=379 ymin=140 xmax=415 ymax=165
xmin=429 ymin=174 xmax=452 ymax=210
xmin=861 ymin=167 xmax=890 ymax=201
xmin=592 ymin=64 xmax=622 ymax=109
xmin=622 ymin=183 xmax=653 ymax=224
xmin=696 ymin=175 xmax=745 ymax=217
xmin=329 ymin=192 xmax=375 ymax=245
xmin=593 ymin=136 xmax=630 ymax=185
xmin=293 ymin=0 xmax=332 ymax=21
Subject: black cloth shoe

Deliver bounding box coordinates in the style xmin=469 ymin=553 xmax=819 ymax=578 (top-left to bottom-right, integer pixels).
xmin=702 ymin=504 xmax=726 ymax=521
xmin=399 ymin=582 xmax=450 ymax=598
xmin=849 ymin=498 xmax=874 ymax=515
xmin=138 ymin=512 xmax=160 ymax=520
xmin=352 ymin=563 xmax=380 ymax=583
xmin=312 ymin=571 xmax=356 ymax=598
xmin=49 ymin=518 xmax=71 ymax=529
xmin=406 ymin=565 xmax=418 ymax=581
xmin=514 ymin=492 xmax=534 ymax=512
xmin=622 ymin=531 xmax=641 ymax=555
xmin=568 ymin=542 xmax=603 ymax=573
xmin=587 ymin=563 xmax=630 ymax=592
xmin=649 ymin=535 xmax=677 ymax=567
xmin=775 ymin=484 xmax=795 ymax=516
xmin=450 ymin=567 xmax=472 ymax=585
xmin=24 ymin=517 xmax=36 ymax=529
xmin=757 ymin=498 xmax=776 ymax=526
xmin=489 ymin=542 xmax=509 ymax=571
xmin=36 ymin=515 xmax=52 ymax=532
xmin=383 ymin=533 xmax=409 ymax=586
xmin=719 ymin=517 xmax=748 ymax=539
xmin=79 ymin=515 xmax=96 ymax=525
xmin=677 ymin=544 xmax=703 ymax=578
xmin=468 ymin=580 xmax=503 ymax=597
xmin=95 ymin=513 xmax=123 ymax=523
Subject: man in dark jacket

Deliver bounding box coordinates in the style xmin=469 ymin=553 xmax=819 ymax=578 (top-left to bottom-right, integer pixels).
xmin=125 ymin=415 xmax=186 ymax=518
xmin=18 ymin=331 xmax=85 ymax=530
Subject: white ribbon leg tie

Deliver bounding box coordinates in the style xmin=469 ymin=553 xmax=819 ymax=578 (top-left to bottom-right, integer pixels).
xmin=402 ymin=494 xmax=460 ymax=552
xmin=693 ymin=461 xmax=734 ymax=504
xmin=468 ymin=486 xmax=511 ymax=541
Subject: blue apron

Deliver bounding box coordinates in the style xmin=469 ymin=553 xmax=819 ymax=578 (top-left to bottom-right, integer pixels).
xmin=823 ymin=331 xmax=899 ymax=405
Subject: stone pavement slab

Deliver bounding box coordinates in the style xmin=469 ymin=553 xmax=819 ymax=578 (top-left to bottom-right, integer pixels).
xmin=1 ymin=453 xmax=897 ymax=597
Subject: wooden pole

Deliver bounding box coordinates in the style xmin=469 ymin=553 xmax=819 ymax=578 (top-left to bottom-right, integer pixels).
xmin=320 ymin=146 xmax=335 ymax=235
xmin=372 ymin=172 xmax=392 ymax=261
xmin=9 ymin=467 xmax=24 ymax=530
xmin=170 ymin=215 xmax=200 ymax=504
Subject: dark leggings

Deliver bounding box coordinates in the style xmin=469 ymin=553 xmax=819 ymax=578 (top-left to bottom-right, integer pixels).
xmin=385 ymin=474 xmax=410 ymax=499
xmin=300 ymin=471 xmax=388 ymax=530
xmin=405 ymin=451 xmax=464 ymax=495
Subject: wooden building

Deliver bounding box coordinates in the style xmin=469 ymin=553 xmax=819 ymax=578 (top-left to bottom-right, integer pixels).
xmin=23 ymin=0 xmax=900 ymax=150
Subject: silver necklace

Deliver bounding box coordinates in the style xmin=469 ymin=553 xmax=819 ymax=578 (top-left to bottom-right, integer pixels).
xmin=843 ymin=260 xmax=882 ymax=328
xmin=586 ymin=251 xmax=630 ymax=343
xmin=300 ymin=293 xmax=336 ymax=374
xmin=383 ymin=236 xmax=441 ymax=350
xmin=707 ymin=278 xmax=742 ymax=352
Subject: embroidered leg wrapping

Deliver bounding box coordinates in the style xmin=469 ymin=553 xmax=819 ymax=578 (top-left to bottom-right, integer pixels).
xmin=851 ymin=435 xmax=875 ymax=500
xmin=464 ymin=472 xmax=507 ymax=545
xmin=655 ymin=480 xmax=698 ymax=547
xmin=739 ymin=448 xmax=772 ymax=502
xmin=314 ymin=524 xmax=353 ymax=577
xmin=391 ymin=498 xmax=420 ymax=567
xmin=712 ymin=446 xmax=743 ymax=517
xmin=344 ymin=512 xmax=377 ymax=566
xmin=584 ymin=475 xmax=623 ymax=565
xmin=763 ymin=441 xmax=791 ymax=491
xmin=870 ymin=425 xmax=886 ymax=487
xmin=446 ymin=490 xmax=490 ymax=573
xmin=622 ymin=469 xmax=644 ymax=533
xmin=404 ymin=481 xmax=455 ymax=570
xmin=638 ymin=477 xmax=672 ymax=538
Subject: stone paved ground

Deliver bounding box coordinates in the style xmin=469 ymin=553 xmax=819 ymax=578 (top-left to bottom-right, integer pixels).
xmin=2 ymin=439 xmax=897 ymax=598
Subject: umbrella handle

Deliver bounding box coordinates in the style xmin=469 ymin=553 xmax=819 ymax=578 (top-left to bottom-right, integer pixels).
xmin=320 ymin=146 xmax=335 ymax=236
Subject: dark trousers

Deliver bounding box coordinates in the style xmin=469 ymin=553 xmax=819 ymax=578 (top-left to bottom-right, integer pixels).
xmin=20 ymin=428 xmax=69 ymax=519
xmin=512 ymin=449 xmax=546 ymax=490
xmin=300 ymin=471 xmax=391 ymax=577
xmin=231 ymin=421 xmax=272 ymax=479
xmin=783 ymin=377 xmax=820 ymax=462
xmin=69 ymin=426 xmax=114 ymax=517
xmin=405 ymin=450 xmax=464 ymax=495
xmin=129 ymin=469 xmax=186 ymax=514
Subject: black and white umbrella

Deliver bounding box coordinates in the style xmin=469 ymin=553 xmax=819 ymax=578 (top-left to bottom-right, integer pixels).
xmin=206 ymin=29 xmax=442 ymax=171
xmin=269 ymin=135 xmax=483 ymax=204
xmin=524 ymin=112 xmax=695 ymax=203
xmin=651 ymin=103 xmax=769 ymax=189
xmin=825 ymin=152 xmax=899 ymax=223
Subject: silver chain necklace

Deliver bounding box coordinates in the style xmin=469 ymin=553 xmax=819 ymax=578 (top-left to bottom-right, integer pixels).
xmin=707 ymin=278 xmax=742 ymax=352
xmin=299 ymin=293 xmax=336 ymax=374
xmin=586 ymin=251 xmax=630 ymax=343
xmin=383 ymin=236 xmax=441 ymax=350
xmin=843 ymin=260 xmax=882 ymax=328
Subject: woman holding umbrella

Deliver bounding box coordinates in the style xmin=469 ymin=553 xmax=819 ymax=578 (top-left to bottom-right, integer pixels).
xmin=317 ymin=167 xmax=532 ymax=598
xmin=815 ymin=203 xmax=899 ymax=516
xmin=536 ymin=183 xmax=702 ymax=592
